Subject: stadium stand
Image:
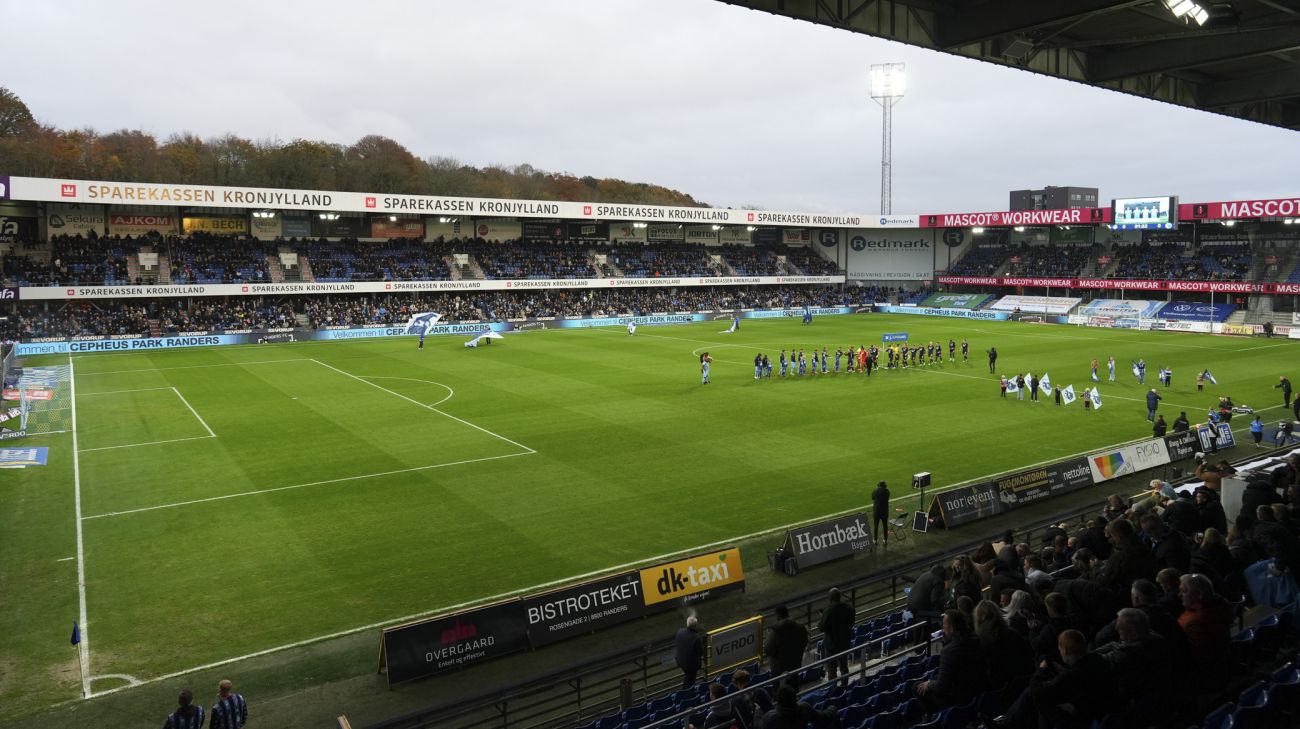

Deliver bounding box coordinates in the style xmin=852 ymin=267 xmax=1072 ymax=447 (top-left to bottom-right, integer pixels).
xmin=947 ymin=244 xmax=1008 ymax=276
xmin=1004 ymin=243 xmax=1096 ymax=278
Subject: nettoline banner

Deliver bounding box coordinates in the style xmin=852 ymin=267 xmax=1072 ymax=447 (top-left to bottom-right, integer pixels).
xmin=929 ymin=435 xmax=1182 ymax=529
xmin=783 ymin=513 xmax=874 ymax=570
xmin=18 ymin=275 xmax=845 ymax=300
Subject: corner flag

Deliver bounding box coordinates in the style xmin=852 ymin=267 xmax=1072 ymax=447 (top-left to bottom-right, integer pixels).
xmin=71 ymin=621 xmax=80 ymax=646
xmin=1090 ymin=387 xmax=1103 ymax=410
xmin=1062 ymin=384 xmax=1077 ymax=405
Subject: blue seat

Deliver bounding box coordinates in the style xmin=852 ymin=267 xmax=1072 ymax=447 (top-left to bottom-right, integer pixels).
xmin=1267 ymin=667 xmax=1300 ymax=714
xmin=940 ymin=699 xmax=977 ymax=729
xmin=1202 ymin=702 xmax=1235 ymax=729
xmin=865 ymin=705 xmax=902 ymax=729
xmin=1231 ymin=681 xmax=1269 ymax=729
xmin=838 ymin=703 xmax=869 ymax=728
xmin=899 ymin=697 xmax=924 ymax=725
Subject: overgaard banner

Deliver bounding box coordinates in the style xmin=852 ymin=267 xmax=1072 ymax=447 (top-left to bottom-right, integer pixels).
xmin=638 ymin=548 xmax=744 ymax=608
xmin=707 ymin=617 xmax=764 ymax=677
xmin=785 ymin=513 xmax=874 ymax=570
xmin=380 ymin=600 xmax=530 ymax=685
xmin=522 ymin=572 xmax=645 ymax=648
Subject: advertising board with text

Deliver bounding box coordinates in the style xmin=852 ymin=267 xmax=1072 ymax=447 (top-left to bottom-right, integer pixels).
xmin=521 ymin=572 xmax=645 ymax=648
xmin=784 ymin=513 xmax=874 ymax=570
xmin=707 ymin=617 xmax=764 ymax=677
xmin=638 ymin=548 xmax=744 ymax=609
xmin=379 ymin=600 xmax=530 ymax=685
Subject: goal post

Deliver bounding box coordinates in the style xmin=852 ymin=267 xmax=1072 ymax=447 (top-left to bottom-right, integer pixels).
xmin=0 ymin=364 xmax=72 ymax=440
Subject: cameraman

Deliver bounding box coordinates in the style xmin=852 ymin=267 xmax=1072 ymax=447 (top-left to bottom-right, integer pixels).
xmin=1195 ymin=455 xmax=1226 ymax=493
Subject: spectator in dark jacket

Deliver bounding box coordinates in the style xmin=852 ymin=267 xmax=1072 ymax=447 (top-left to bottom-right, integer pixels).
xmin=916 ymin=610 xmax=987 ymax=712
xmin=989 ymin=560 xmax=1030 ymax=601
xmin=1029 ymin=593 xmax=1075 ymax=664
xmin=1098 ymin=518 xmax=1156 ymax=591
xmin=948 ymin=555 xmax=984 ymax=608
xmin=1077 ymin=517 xmax=1112 ymax=561
xmin=701 ymin=683 xmax=747 ymax=729
xmin=1250 ymin=506 xmax=1300 ymax=573
xmin=974 ymin=600 xmax=1035 ymax=690
xmin=676 ymin=617 xmax=705 ymax=688
xmin=993 ymin=630 xmax=1115 ymax=729
xmin=1163 ymin=493 xmax=1201 ymax=536
xmin=818 ymin=589 xmax=854 ymax=685
xmin=1178 ymin=574 xmax=1235 ymax=694
xmin=1140 ymin=514 xmax=1192 ymax=573
xmin=1191 ymin=528 xmax=1236 ymax=596
xmin=1195 ymin=488 xmax=1228 ymax=534
xmin=764 ymin=605 xmax=809 ymax=676
xmin=908 ymin=564 xmax=949 ymax=618
xmin=757 ymin=683 xmax=835 ymax=729
xmin=872 ymin=480 xmax=892 ymax=542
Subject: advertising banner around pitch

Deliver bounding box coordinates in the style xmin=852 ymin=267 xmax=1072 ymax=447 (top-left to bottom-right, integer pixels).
xmin=1196 ymin=423 xmax=1236 ymax=452
xmin=522 ymin=572 xmax=645 ymax=648
xmin=250 ymin=215 xmax=282 ymax=240
xmin=108 ymin=214 xmax=177 ymax=236
xmin=917 ymin=293 xmax=987 ymax=309
xmin=182 ymin=216 xmax=248 ymax=235
xmin=989 ymin=296 xmax=1082 ymax=315
xmin=707 ymin=617 xmax=763 ymax=677
xmin=1164 ymin=430 xmax=1200 ymax=462
xmin=843 ymin=229 xmax=933 ymax=280
xmin=993 ymin=457 xmax=1094 ymax=509
xmin=370 ymin=217 xmax=424 ymax=239
xmin=1158 ymin=301 xmax=1237 ymax=323
xmin=785 ymin=513 xmax=874 ymax=570
xmin=379 ymin=600 xmax=530 ymax=685
xmin=46 ymin=206 xmax=105 ymax=236
xmin=1087 ymin=438 xmax=1171 ymax=483
xmin=638 ymin=548 xmax=744 ymax=609
xmin=929 ymin=481 xmax=1002 ymax=528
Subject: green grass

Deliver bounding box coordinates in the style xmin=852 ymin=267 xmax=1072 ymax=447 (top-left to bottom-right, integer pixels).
xmin=2 ymin=314 xmax=1296 ymax=717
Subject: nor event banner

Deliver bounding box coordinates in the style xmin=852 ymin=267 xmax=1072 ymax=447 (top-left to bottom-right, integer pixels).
xmin=379 ymin=600 xmax=530 ymax=685
xmin=841 ymin=229 xmax=934 ymax=280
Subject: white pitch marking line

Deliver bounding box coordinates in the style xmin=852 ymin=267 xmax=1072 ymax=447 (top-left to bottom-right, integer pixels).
xmin=89 ymin=673 xmax=142 ymax=688
xmin=69 ymin=355 xmax=91 ymax=699
xmin=356 ymin=376 xmax=455 ymax=408
xmin=171 ymin=387 xmax=215 ymax=438
xmin=75 ymin=358 xmax=313 ymax=376
xmin=80 ymin=451 xmax=533 ymax=521
xmin=77 ymin=387 xmax=175 ymax=397
xmin=75 ymin=416 xmax=1274 ymax=702
xmin=79 ymin=435 xmax=216 ymax=454
xmin=311 ymin=359 xmax=536 ymax=454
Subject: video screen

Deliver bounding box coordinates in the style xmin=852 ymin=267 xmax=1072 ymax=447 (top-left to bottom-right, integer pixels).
xmin=1112 ymin=196 xmax=1177 ymax=229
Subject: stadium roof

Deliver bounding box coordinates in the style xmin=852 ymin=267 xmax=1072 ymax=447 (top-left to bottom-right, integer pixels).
xmin=716 ymin=0 xmax=1300 ymax=131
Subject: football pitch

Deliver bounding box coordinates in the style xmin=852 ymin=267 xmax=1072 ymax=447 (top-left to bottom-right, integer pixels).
xmin=4 ymin=314 xmax=1297 ymax=714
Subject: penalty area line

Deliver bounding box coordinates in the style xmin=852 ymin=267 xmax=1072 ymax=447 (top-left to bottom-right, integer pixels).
xmin=80 ymin=450 xmax=534 ymax=521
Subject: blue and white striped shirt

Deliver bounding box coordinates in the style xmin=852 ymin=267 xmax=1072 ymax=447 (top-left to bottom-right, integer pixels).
xmin=162 ymin=706 xmax=204 ymax=729
xmin=210 ymin=693 xmax=248 ymax=729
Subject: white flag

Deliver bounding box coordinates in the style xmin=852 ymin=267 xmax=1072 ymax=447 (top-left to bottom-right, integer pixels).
xmin=1062 ymin=384 xmax=1077 ymax=405
xmin=1005 ymin=377 xmax=1019 ymax=393
xmin=1090 ymin=387 xmax=1103 ymax=409
xmin=1091 ymin=370 xmax=1100 ymax=382
xmin=1132 ymin=363 xmax=1141 ymax=379
xmin=1205 ymin=369 xmax=1218 ymax=384
xmin=1039 ymin=372 xmax=1052 ymax=394
xmin=403 ymin=312 xmax=443 ymax=335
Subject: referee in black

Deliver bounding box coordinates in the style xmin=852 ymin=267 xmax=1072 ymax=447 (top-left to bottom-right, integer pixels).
xmin=987 ymin=346 xmax=998 ymax=374
xmin=162 ymin=689 xmax=204 ymax=729
xmin=872 ymin=480 xmax=892 ymax=543
xmin=210 ymin=679 xmax=248 ymax=729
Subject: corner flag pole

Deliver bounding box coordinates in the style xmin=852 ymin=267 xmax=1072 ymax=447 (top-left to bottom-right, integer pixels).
xmin=71 ymin=620 xmax=85 ymax=698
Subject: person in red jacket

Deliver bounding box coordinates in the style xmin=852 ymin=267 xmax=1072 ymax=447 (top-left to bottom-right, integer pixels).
xmin=1177 ymin=573 xmax=1234 ymax=697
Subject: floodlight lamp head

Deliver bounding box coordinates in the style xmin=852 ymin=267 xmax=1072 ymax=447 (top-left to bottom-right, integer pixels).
xmin=869 ymin=63 xmax=906 ymax=100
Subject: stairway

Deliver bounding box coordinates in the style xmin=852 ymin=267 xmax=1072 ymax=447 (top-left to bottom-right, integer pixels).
xmin=147 ymin=318 xmax=161 ymax=337
xmin=441 ymin=254 xmax=462 ymax=281
xmin=126 ymin=252 xmax=142 ymax=284
xmin=267 ymin=255 xmax=285 ymax=283
xmin=298 ymin=256 xmax=315 ymax=282
xmin=295 ymin=313 xmax=310 ymax=328
xmin=157 ymin=255 xmax=172 ymax=284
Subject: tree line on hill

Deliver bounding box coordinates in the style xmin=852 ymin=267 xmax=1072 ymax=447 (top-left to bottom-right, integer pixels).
xmin=0 ymin=87 xmax=704 ymax=206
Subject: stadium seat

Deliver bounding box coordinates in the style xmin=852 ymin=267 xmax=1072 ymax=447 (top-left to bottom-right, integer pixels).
xmin=864 ymin=705 xmax=902 ymax=729
xmin=940 ymin=699 xmax=977 ymax=729
xmin=1231 ymin=681 xmax=1270 ymax=729
xmin=1267 ymin=665 xmax=1300 ymax=715
xmin=899 ymin=697 xmax=924 ymax=726
xmin=1201 ymin=702 xmax=1235 ymax=729
xmin=838 ymin=703 xmax=869 ymax=728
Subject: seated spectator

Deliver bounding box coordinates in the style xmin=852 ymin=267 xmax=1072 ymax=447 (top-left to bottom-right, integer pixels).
xmin=916 ymin=609 xmax=987 ymax=712
xmin=991 ymin=629 xmax=1114 ymax=729
xmin=1177 ymin=573 xmax=1234 ymax=693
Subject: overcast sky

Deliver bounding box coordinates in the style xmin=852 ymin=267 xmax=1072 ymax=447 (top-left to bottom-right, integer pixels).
xmin=5 ymin=0 xmax=1298 ymax=214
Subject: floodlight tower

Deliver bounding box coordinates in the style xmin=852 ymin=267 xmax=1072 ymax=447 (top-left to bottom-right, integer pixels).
xmin=869 ymin=63 xmax=906 ymax=215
